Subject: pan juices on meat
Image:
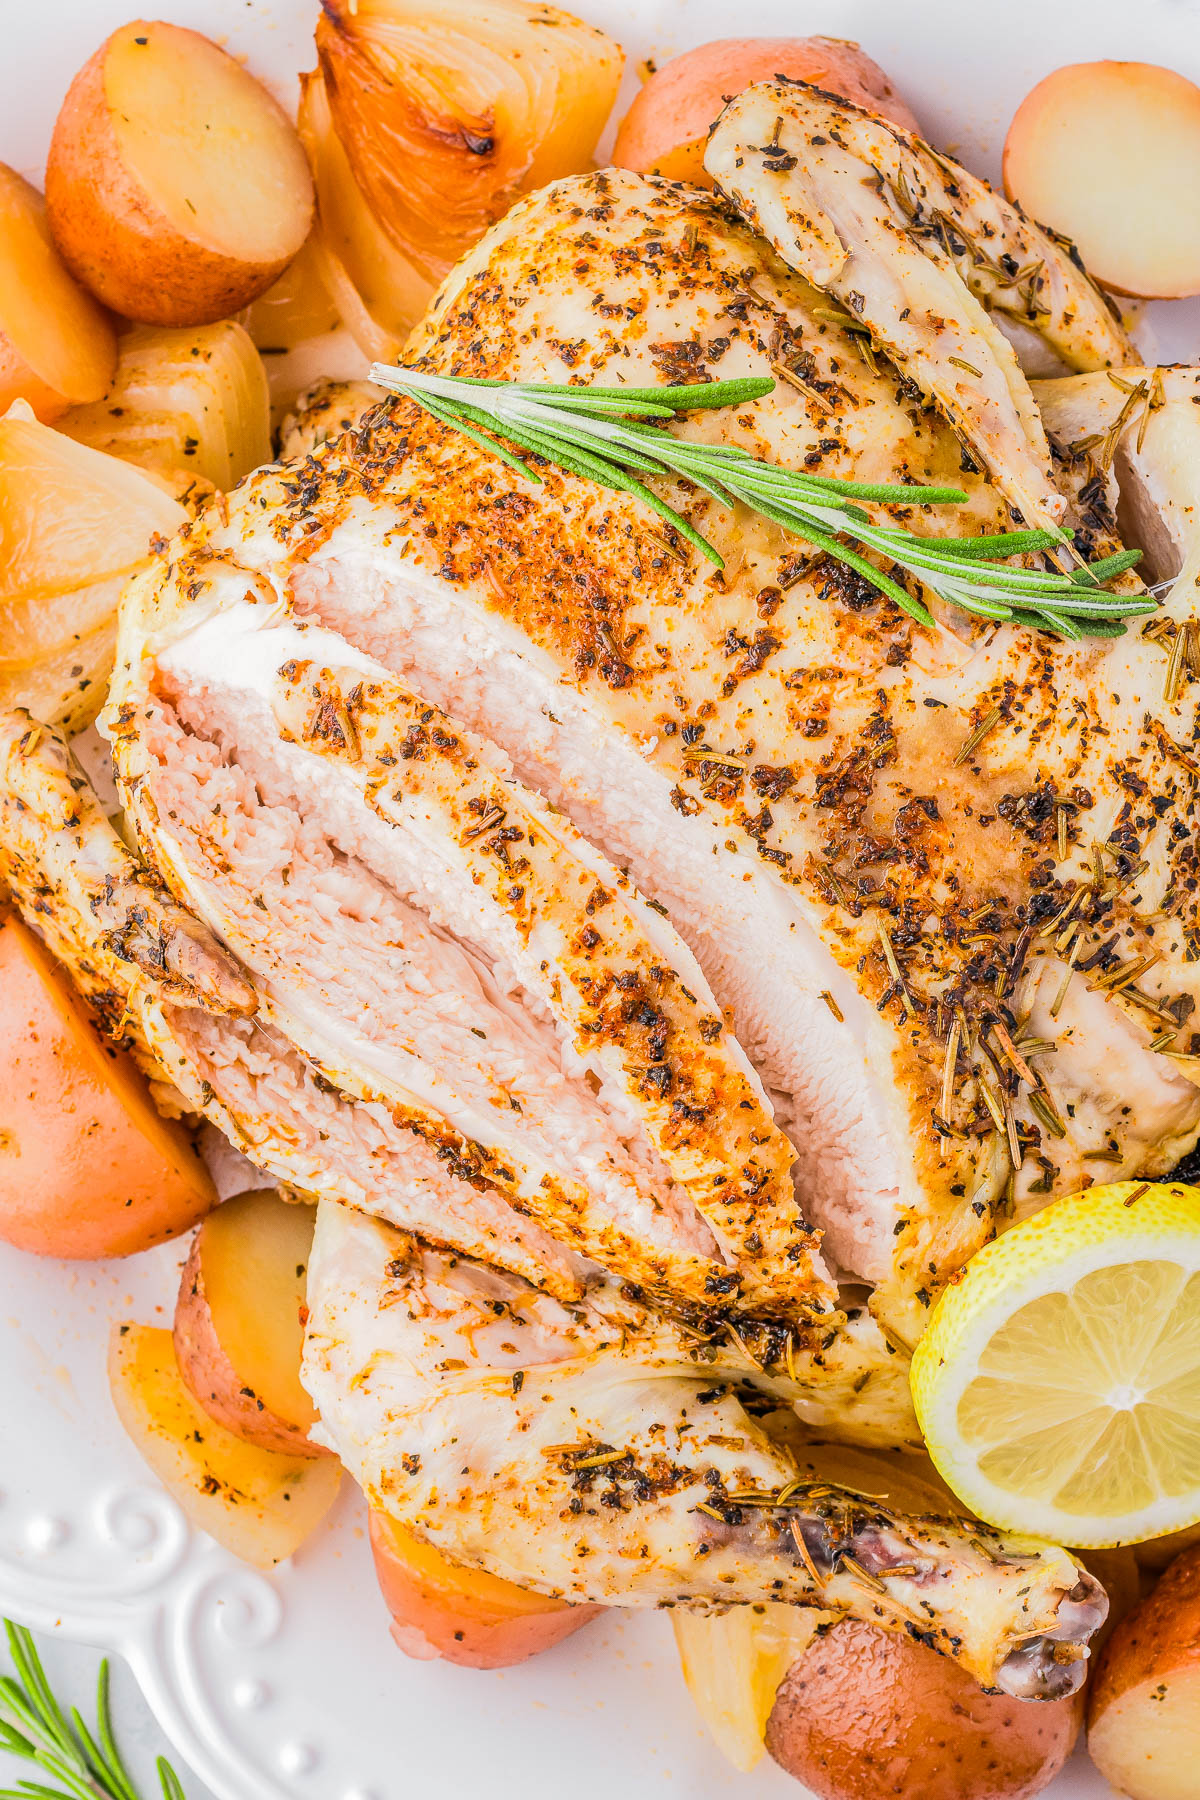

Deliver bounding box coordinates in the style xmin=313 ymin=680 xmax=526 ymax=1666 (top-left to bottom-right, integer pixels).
xmin=16 ymin=74 xmax=1200 ymax=1706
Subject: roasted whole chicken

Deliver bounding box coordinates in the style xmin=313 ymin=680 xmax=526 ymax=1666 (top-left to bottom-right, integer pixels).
xmin=7 ymin=80 xmax=1200 ymax=1698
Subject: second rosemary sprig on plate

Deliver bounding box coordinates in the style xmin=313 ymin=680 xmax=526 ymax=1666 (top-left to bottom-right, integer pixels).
xmin=0 ymin=1620 xmax=184 ymax=1800
xmin=368 ymin=364 xmax=1149 ymax=641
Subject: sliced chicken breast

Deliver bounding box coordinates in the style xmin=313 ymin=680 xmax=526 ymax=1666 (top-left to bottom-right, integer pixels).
xmin=0 ymin=711 xmax=915 ymax=1438
xmin=0 ymin=710 xmax=591 ymax=1296
xmin=111 ymin=554 xmax=842 ymax=1327
xmin=121 ymin=169 xmax=1200 ymax=1346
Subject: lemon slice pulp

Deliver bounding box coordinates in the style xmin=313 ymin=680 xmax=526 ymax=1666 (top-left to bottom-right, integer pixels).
xmin=910 ymin=1182 xmax=1200 ymax=1545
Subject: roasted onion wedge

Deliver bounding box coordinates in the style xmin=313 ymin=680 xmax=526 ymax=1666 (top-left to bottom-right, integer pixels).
xmin=0 ymin=404 xmax=184 ymax=726
xmin=60 ymin=321 xmax=270 ymax=491
xmin=315 ymin=0 xmax=622 ymax=289
xmin=298 ymin=70 xmax=426 ymax=360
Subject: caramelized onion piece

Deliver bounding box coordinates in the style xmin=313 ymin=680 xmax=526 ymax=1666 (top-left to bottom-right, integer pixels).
xmin=0 ymin=404 xmax=184 ymax=727
xmin=60 ymin=321 xmax=270 ymax=491
xmin=298 ymin=70 xmax=426 ymax=360
xmin=315 ymin=0 xmax=622 ymax=286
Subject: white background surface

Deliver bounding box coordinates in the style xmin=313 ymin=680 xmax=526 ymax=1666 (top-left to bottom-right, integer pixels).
xmin=2 ymin=2 xmax=1200 ymax=1797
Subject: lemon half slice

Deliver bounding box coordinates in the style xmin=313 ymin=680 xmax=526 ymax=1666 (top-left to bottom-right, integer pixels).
xmin=910 ymin=1182 xmax=1200 ymax=1546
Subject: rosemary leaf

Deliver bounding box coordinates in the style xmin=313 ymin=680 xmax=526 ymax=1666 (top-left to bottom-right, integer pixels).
xmin=0 ymin=1622 xmax=186 ymax=1800
xmin=370 ymin=365 xmax=1151 ymax=640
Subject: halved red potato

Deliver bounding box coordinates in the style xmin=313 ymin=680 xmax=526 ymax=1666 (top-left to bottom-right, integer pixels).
xmin=1003 ymin=62 xmax=1200 ymax=298
xmin=612 ymin=37 xmax=921 ymax=187
xmin=46 ymin=21 xmax=314 ymax=325
xmin=1087 ymin=1544 xmax=1200 ymax=1800
xmin=174 ymin=1188 xmax=329 ymax=1458
xmin=369 ymin=1508 xmax=601 ymax=1667
xmin=110 ymin=1323 xmax=342 ymax=1569
xmin=0 ymin=165 xmax=115 ymax=421
xmin=0 ymin=912 xmax=214 ymax=1259
xmin=767 ymin=1618 xmax=1084 ymax=1799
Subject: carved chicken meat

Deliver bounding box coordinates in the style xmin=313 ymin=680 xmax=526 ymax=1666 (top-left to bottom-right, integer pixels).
xmin=7 ymin=81 xmax=1196 ymax=1692
xmin=104 ymin=152 xmax=1199 ymax=1346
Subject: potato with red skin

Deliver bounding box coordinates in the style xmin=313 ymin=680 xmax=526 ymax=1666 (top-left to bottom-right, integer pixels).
xmin=0 ymin=912 xmax=213 ymax=1258
xmin=369 ymin=1509 xmax=601 ymax=1668
xmin=173 ymin=1190 xmax=330 ymax=1459
xmin=1087 ymin=1544 xmax=1200 ymax=1800
xmin=1003 ymin=61 xmax=1200 ymax=299
xmin=46 ymin=21 xmax=313 ymax=325
xmin=765 ymin=1618 xmax=1083 ymax=1800
xmin=612 ymin=38 xmax=921 ymax=186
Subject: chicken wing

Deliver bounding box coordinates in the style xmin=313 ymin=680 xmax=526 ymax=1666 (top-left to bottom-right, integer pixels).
xmin=305 ymin=1197 xmax=1105 ymax=1700
xmin=704 ymin=82 xmax=1131 ymax=539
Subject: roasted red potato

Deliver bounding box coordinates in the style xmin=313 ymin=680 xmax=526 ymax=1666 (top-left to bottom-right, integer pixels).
xmin=0 ymin=912 xmax=213 ymax=1258
xmin=1088 ymin=1543 xmax=1200 ymax=1800
xmin=613 ymin=37 xmax=920 ymax=186
xmin=46 ymin=20 xmax=314 ymax=324
xmin=174 ymin=1188 xmax=329 ymax=1458
xmin=767 ymin=1618 xmax=1083 ymax=1800
xmin=369 ymin=1508 xmax=601 ymax=1668
xmin=1004 ymin=61 xmax=1200 ymax=298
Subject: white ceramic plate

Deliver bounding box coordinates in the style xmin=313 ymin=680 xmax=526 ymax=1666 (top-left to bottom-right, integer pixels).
xmin=2 ymin=2 xmax=1199 ymax=1795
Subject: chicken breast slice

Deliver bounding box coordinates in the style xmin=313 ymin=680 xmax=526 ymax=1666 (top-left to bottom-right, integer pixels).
xmin=0 ymin=711 xmax=917 ymax=1434
xmin=110 ymin=562 xmax=835 ymax=1326
xmin=304 ymin=1198 xmax=1106 ymax=1700
xmin=0 ymin=713 xmax=592 ymax=1296
xmin=705 ymin=82 xmax=1130 ymax=541
xmin=0 ymin=709 xmax=256 ymax=1019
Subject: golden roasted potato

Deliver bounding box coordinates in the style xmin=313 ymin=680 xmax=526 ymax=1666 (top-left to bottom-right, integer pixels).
xmin=1088 ymin=1544 xmax=1200 ymax=1800
xmin=110 ymin=1324 xmax=341 ymax=1569
xmin=46 ymin=20 xmax=314 ymax=325
xmin=173 ymin=1189 xmax=329 ymax=1458
xmin=1004 ymin=61 xmax=1200 ymax=298
xmin=0 ymin=164 xmax=115 ymax=421
xmin=767 ymin=1619 xmax=1083 ymax=1800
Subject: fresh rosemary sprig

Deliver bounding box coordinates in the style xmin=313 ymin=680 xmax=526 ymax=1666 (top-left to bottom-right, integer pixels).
xmin=0 ymin=1621 xmax=184 ymax=1800
xmin=369 ymin=364 xmax=1150 ymax=640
